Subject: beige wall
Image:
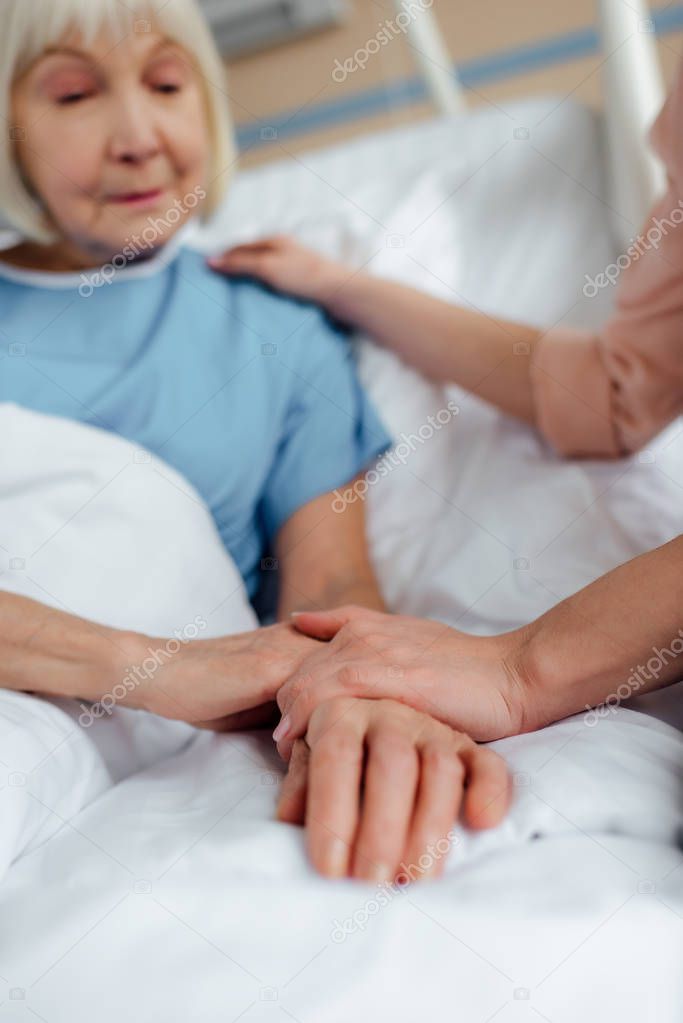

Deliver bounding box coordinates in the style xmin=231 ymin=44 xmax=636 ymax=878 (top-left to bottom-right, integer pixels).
xmin=223 ymin=0 xmax=683 ymax=165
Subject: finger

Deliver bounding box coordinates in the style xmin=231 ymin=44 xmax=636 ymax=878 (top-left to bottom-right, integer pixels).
xmin=207 ymin=241 xmax=278 ymax=266
xmin=400 ymin=741 xmax=464 ymax=882
xmin=276 ymin=739 xmax=310 ymax=825
xmin=275 ymin=664 xmax=375 ymax=761
xmin=461 ymin=746 xmax=511 ymax=829
xmin=276 ymin=662 xmax=323 ymax=717
xmin=217 ymin=237 xmax=286 ymax=252
xmin=305 ymin=718 xmax=365 ymax=879
xmin=207 ymin=250 xmax=271 ymax=278
xmin=351 ymin=729 xmax=420 ymax=883
xmin=290 ymin=607 xmax=365 ymax=641
xmin=274 ymin=675 xmax=335 ymax=761
xmin=276 ymin=659 xmax=423 ymax=762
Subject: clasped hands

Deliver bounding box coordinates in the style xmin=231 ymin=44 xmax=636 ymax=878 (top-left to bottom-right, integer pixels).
xmin=140 ymin=608 xmax=517 ymax=883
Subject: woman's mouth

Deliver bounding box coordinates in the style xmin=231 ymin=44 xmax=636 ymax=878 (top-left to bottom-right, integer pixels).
xmin=107 ymin=188 xmax=166 ymax=208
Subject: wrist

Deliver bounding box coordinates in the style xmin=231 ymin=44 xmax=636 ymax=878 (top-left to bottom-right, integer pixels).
xmin=316 ymin=264 xmax=366 ymax=316
xmin=501 ymin=613 xmax=592 ymax=733
xmin=496 ymin=625 xmax=543 ymax=736
xmin=68 ymin=627 xmax=153 ymax=710
xmin=119 ymin=631 xmax=199 ymax=716
xmin=105 ymin=631 xmax=165 ymax=712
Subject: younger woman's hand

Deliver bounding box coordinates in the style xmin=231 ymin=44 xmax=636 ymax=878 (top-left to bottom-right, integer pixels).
xmin=272 ymin=607 xmax=530 ymax=760
xmin=277 ymin=697 xmax=510 ymax=882
xmin=207 ymin=236 xmax=349 ymax=305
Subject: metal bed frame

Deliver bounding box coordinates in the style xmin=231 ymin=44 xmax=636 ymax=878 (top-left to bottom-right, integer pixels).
xmin=396 ymin=0 xmax=667 ymax=244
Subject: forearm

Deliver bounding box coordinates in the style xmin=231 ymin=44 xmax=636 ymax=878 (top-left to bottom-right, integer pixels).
xmin=324 ymin=272 xmax=540 ymax=424
xmin=310 ymin=572 xmax=386 ymax=613
xmin=0 ymin=591 xmax=147 ymax=707
xmin=515 ymin=536 xmax=683 ymax=730
xmin=0 ymin=590 xmax=331 ymax=730
xmin=278 ymin=566 xmax=386 ymax=619
xmin=276 ymin=487 xmax=387 ymax=620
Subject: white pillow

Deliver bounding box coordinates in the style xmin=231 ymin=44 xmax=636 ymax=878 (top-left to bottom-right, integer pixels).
xmin=0 ymin=402 xmax=258 ymax=871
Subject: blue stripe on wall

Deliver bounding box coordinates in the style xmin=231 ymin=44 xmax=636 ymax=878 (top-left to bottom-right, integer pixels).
xmin=236 ymin=5 xmax=683 ymax=150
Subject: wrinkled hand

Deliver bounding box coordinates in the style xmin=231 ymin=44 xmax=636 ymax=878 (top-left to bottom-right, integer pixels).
xmin=139 ymin=623 xmax=321 ymax=729
xmin=207 ymin=236 xmax=349 ymax=305
xmin=277 ymin=697 xmax=510 ymax=882
xmin=272 ymin=606 xmax=529 ymax=759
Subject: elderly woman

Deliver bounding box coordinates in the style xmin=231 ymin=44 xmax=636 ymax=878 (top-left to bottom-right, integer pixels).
xmin=211 ymin=62 xmax=683 ymax=760
xmin=0 ymin=0 xmax=509 ymax=885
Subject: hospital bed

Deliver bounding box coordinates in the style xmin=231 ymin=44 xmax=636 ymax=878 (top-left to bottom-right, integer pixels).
xmin=404 ymin=0 xmax=667 ymax=246
xmin=1 ymin=2 xmax=682 ymax=1021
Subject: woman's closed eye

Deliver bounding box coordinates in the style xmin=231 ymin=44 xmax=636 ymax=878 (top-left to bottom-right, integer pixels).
xmin=57 ymin=90 xmax=94 ymax=105
xmin=42 ymin=57 xmax=186 ymax=105
xmin=147 ymin=55 xmax=187 ymax=95
xmin=55 ymin=82 xmax=181 ymax=104
xmin=43 ymin=70 xmax=98 ymax=105
xmin=152 ymin=82 xmax=182 ymax=95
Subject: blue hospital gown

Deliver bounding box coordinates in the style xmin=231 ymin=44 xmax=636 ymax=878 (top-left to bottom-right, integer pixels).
xmin=0 ymin=242 xmax=391 ymax=598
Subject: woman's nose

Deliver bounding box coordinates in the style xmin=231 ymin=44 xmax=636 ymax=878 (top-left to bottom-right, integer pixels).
xmin=108 ymin=99 xmax=162 ymax=164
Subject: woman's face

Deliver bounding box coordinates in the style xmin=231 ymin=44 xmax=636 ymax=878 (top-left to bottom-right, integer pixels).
xmin=11 ymin=26 xmax=210 ymax=264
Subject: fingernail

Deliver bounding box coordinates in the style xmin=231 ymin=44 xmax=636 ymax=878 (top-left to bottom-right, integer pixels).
xmin=323 ymin=837 xmax=349 ymax=877
xmin=290 ymin=611 xmax=303 ymax=618
xmin=272 ymin=716 xmax=291 ymax=742
xmin=367 ymin=862 xmax=392 ymax=883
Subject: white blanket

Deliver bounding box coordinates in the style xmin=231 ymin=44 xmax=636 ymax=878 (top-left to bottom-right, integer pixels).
xmin=1 ymin=97 xmax=682 ymax=1022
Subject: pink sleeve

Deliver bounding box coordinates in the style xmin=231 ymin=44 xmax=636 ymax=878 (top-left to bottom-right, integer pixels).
xmin=530 ymin=63 xmax=683 ymax=458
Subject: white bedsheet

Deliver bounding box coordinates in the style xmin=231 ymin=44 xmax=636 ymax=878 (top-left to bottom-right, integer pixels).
xmin=1 ymin=97 xmax=682 ymax=1021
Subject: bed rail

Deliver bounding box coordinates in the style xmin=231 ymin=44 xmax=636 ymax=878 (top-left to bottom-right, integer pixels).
xmin=397 ymin=0 xmax=667 ymax=246
xmin=597 ymin=0 xmax=666 ymax=244
xmin=396 ymin=2 xmax=467 ymax=115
